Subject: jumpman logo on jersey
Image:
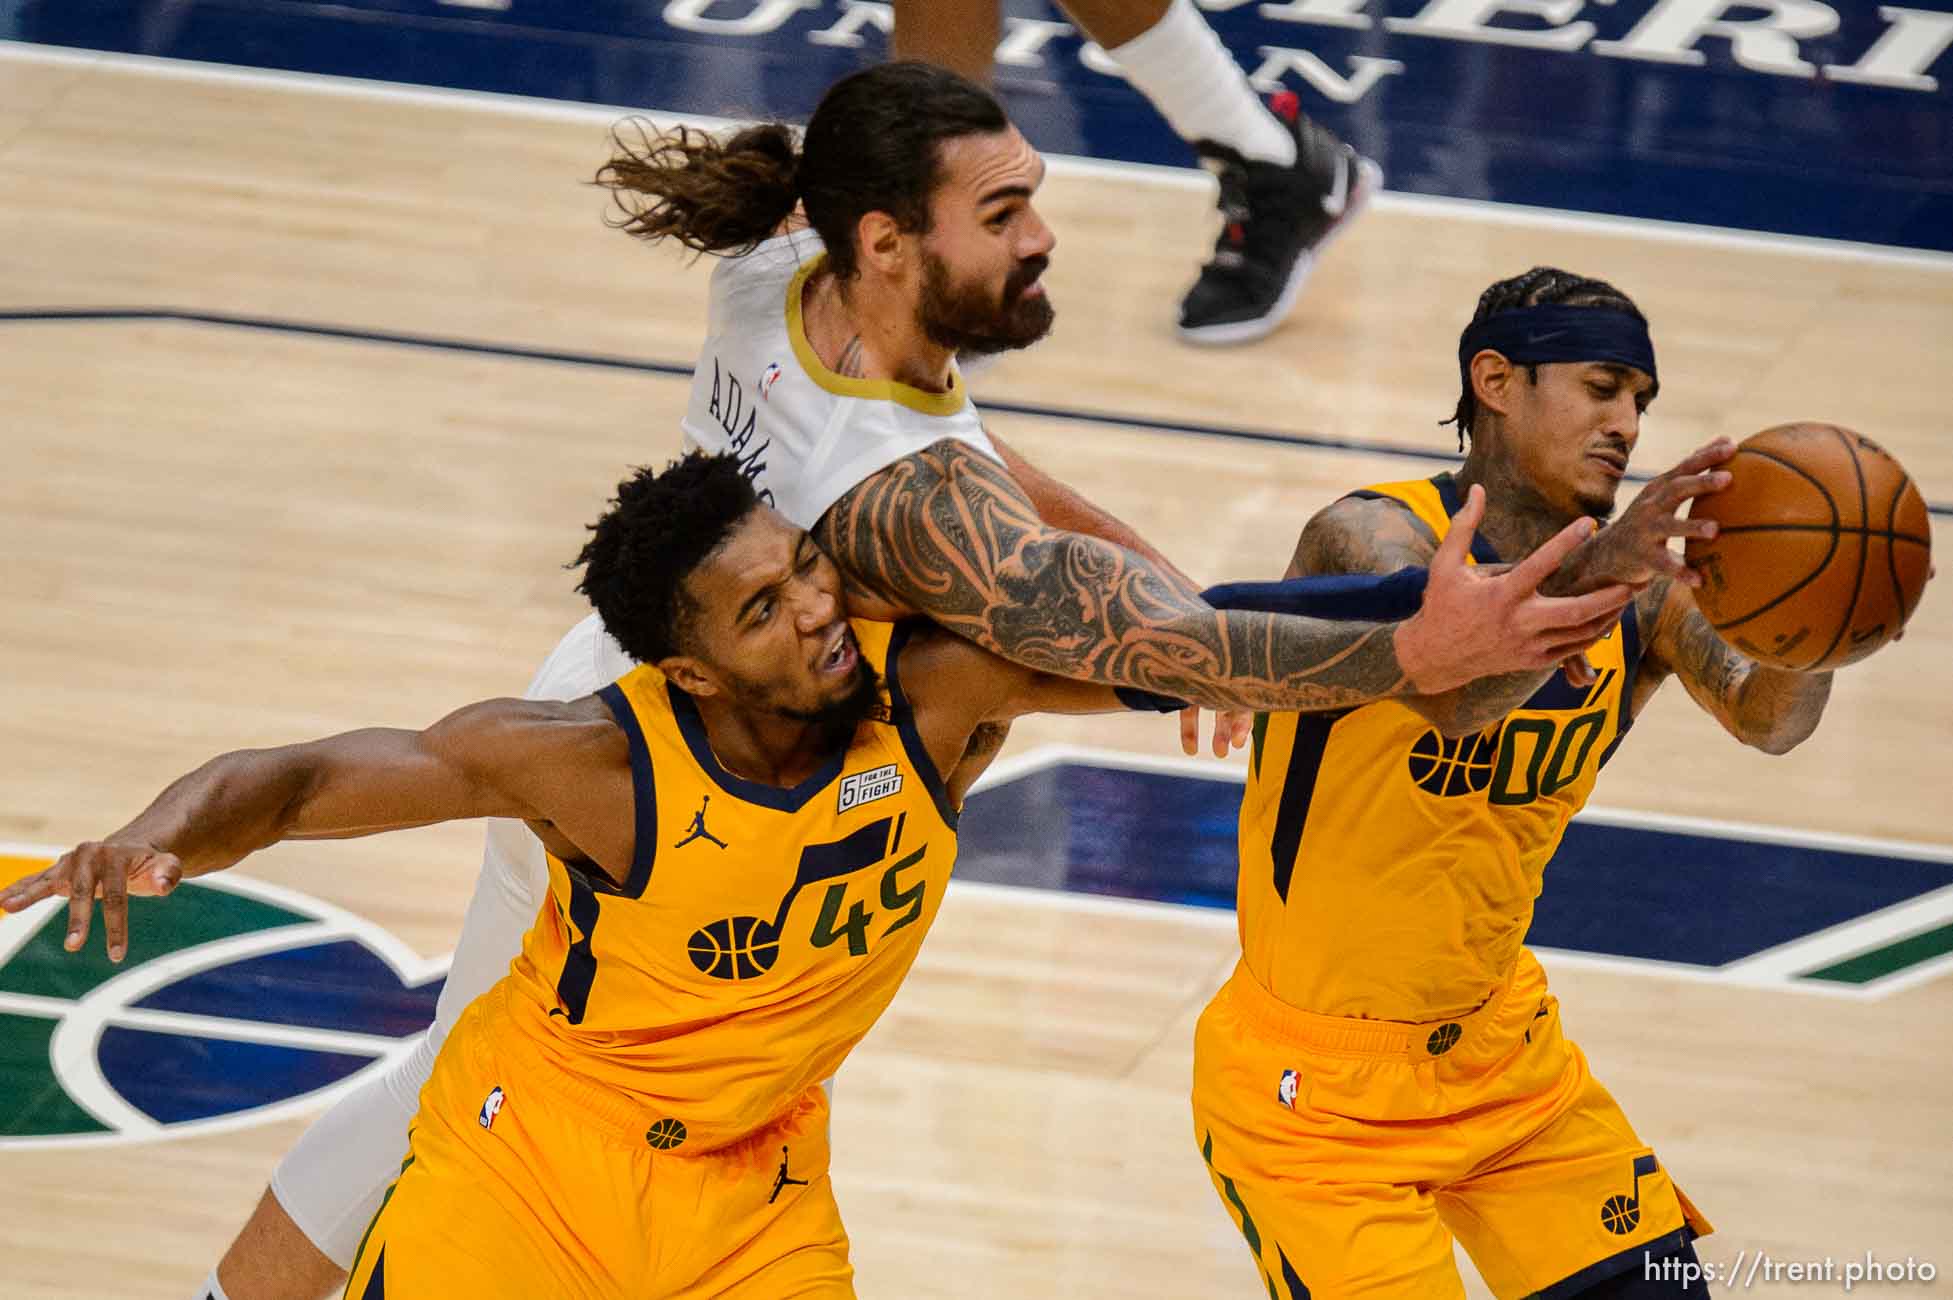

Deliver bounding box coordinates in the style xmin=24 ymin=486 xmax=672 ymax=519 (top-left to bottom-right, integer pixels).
xmin=673 ymin=795 xmax=729 ymax=850
xmin=769 ymin=1145 xmax=810 ymax=1204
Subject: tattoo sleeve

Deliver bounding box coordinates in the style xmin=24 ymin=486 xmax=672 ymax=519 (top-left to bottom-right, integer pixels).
xmin=1294 ymin=496 xmax=1548 ymax=737
xmin=1649 ymin=581 xmax=1831 ymax=754
xmin=816 ymin=442 xmax=1413 ymax=713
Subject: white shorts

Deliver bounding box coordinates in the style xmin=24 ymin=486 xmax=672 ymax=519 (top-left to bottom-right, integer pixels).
xmin=268 ymin=614 xmax=634 ymax=1267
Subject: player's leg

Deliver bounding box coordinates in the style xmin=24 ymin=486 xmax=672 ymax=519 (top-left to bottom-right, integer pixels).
xmin=663 ymin=1088 xmax=855 ymax=1300
xmin=204 ymin=1186 xmax=343 ymax=1300
xmin=1434 ymin=977 xmax=1712 ymax=1298
xmin=1063 ymin=0 xmax=1380 ymax=344
xmin=890 ymin=0 xmax=999 ymax=84
xmin=228 ymin=1037 xmax=437 ymax=1295
xmin=1190 ymin=976 xmax=1463 ymax=1297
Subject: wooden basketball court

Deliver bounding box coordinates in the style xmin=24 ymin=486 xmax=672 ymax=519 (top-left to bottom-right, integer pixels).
xmin=2 ymin=44 xmax=1948 ymax=1298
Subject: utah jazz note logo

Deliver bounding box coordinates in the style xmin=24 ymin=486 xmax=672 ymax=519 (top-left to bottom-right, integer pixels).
xmin=0 ymin=849 xmax=443 ymax=1147
xmin=686 ymin=816 xmax=927 ymax=981
xmin=1600 ymin=1153 xmax=1661 ymax=1235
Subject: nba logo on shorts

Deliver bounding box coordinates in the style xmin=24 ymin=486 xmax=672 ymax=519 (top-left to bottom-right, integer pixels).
xmin=479 ymin=1085 xmax=505 ymax=1131
xmin=1277 ymin=1069 xmax=1300 ymax=1110
xmin=759 ymin=362 xmax=783 ymax=401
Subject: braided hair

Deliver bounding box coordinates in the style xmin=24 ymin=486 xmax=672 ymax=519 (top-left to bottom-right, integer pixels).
xmin=1446 ymin=267 xmax=1647 ymax=449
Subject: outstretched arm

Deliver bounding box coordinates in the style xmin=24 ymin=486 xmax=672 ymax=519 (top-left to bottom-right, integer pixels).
xmin=816 ymin=440 xmax=1624 ymax=715
xmin=0 ymin=697 xmax=627 ymax=960
xmin=1634 ymin=578 xmax=1831 ymax=753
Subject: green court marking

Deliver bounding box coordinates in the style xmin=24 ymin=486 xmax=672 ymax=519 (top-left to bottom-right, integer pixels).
xmin=0 ymin=1011 xmax=111 ymax=1137
xmin=0 ymin=883 xmax=310 ymax=1001
xmin=1801 ymin=921 xmax=1953 ymax=985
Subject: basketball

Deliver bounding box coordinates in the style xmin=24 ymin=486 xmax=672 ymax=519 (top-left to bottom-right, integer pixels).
xmin=1685 ymin=423 xmax=1932 ymax=671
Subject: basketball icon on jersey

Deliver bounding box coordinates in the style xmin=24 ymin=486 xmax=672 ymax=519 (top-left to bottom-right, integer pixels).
xmin=1407 ymin=726 xmax=1500 ymax=797
xmin=758 ymin=362 xmax=783 ymax=401
xmin=687 ymin=915 xmax=781 ymax=981
xmin=1277 ymin=1069 xmax=1300 ymax=1110
xmin=478 ymin=1086 xmax=505 ymax=1131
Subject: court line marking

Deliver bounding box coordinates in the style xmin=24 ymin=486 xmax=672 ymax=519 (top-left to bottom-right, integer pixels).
xmin=959 ymin=744 xmax=1953 ymax=999
xmin=0 ymin=862 xmax=434 ymax=1150
xmin=14 ymin=727 xmax=1953 ymax=1007
xmin=6 ymin=44 xmax=1951 ymax=513
xmin=7 ymin=307 xmax=1951 ymax=518
xmin=0 ymin=985 xmax=407 ymax=1056
xmin=968 ymin=744 xmax=1953 ymax=864
xmin=2 ymin=744 xmax=1944 ymax=1142
xmin=4 ymin=39 xmax=1949 ymax=272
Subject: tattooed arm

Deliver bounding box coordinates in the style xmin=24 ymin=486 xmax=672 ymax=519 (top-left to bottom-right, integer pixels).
xmin=816 ymin=441 xmax=1621 ymax=713
xmin=1291 ymin=495 xmax=1573 ymax=737
xmin=1633 ymin=579 xmax=1831 ymax=753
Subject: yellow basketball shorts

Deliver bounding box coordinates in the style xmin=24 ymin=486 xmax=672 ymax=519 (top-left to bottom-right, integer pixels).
xmin=343 ymin=986 xmax=854 ymax=1300
xmin=1191 ymin=951 xmax=1711 ymax=1299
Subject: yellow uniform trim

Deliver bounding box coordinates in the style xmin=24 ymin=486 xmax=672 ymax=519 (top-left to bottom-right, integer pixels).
xmin=784 ymin=255 xmax=967 ymax=417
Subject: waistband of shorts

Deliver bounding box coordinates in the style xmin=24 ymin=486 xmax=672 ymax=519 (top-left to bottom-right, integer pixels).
xmin=1216 ymin=958 xmax=1533 ymax=1062
xmin=473 ymin=984 xmax=663 ymax=1148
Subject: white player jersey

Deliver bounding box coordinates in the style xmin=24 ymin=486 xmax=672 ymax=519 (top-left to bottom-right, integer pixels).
xmin=680 ymin=230 xmax=1000 ymax=530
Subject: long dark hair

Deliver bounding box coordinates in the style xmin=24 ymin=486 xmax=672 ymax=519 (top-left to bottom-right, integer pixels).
xmin=1447 ymin=266 xmax=1647 ymax=446
xmin=595 ymin=62 xmax=1009 ymax=279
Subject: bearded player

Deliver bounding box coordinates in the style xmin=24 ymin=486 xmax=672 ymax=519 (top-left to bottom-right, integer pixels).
xmin=192 ymin=67 xmax=1629 ymax=1300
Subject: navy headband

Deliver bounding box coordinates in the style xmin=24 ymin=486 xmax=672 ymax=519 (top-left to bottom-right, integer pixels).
xmin=1458 ymin=304 xmax=1658 ymax=393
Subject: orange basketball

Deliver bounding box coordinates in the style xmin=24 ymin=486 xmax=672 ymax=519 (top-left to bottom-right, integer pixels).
xmin=1684 ymin=423 xmax=1931 ymax=671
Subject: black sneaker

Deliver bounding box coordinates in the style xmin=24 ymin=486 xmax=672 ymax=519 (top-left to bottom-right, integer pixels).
xmin=1177 ymin=91 xmax=1382 ymax=346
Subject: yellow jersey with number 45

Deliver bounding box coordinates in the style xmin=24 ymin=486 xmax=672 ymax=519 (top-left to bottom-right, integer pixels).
xmin=1238 ymin=475 xmax=1641 ymax=1024
xmin=501 ymin=619 xmax=958 ymax=1153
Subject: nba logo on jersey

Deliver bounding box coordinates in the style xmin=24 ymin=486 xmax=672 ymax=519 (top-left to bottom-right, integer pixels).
xmin=1277 ymin=1070 xmax=1300 ymax=1110
xmin=759 ymin=362 xmax=782 ymax=401
xmin=479 ymin=1086 xmax=505 ymax=1131
xmin=838 ymin=764 xmax=903 ymax=813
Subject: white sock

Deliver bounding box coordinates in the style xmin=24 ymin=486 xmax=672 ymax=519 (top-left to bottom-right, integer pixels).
xmin=197 ymin=1270 xmax=231 ymax=1300
xmin=1105 ymin=0 xmax=1297 ymax=166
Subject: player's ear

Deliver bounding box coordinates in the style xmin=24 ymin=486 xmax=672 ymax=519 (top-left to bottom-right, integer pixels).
xmin=1469 ymin=349 xmax=1516 ymax=418
xmin=660 ymin=656 xmax=719 ymax=698
xmin=856 ymin=209 xmax=907 ymax=277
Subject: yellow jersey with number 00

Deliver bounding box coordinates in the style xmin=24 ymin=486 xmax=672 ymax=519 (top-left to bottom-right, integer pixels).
xmin=1238 ymin=475 xmax=1641 ymax=1023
